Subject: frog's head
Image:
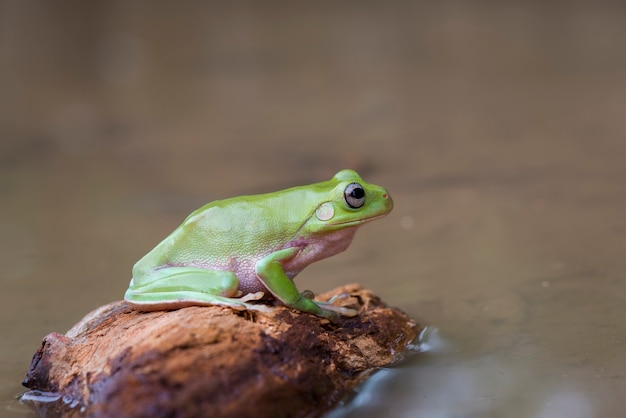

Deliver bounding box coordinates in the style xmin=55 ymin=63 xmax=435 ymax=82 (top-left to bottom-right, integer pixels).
xmin=307 ymin=169 xmax=393 ymax=233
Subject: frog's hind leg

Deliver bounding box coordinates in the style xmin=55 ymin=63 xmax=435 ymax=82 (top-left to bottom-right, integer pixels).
xmin=124 ymin=266 xmax=266 ymax=312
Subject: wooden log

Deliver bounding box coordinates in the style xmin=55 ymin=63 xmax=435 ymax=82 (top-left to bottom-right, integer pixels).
xmin=22 ymin=284 xmax=420 ymax=418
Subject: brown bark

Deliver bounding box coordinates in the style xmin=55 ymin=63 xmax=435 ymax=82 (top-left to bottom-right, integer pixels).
xmin=22 ymin=284 xmax=420 ymax=418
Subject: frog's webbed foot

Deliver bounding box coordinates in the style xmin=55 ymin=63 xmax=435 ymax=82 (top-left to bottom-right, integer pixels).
xmin=298 ymin=289 xmax=357 ymax=318
xmin=229 ymin=291 xmax=274 ymax=313
xmin=314 ymin=301 xmax=358 ymax=317
xmin=211 ymin=291 xmax=271 ymax=313
xmin=315 ymin=291 xmax=360 ymax=317
xmin=237 ymin=291 xmax=265 ymax=302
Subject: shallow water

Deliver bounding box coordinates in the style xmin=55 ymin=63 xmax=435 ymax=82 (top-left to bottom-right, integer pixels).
xmin=2 ymin=2 xmax=625 ymax=417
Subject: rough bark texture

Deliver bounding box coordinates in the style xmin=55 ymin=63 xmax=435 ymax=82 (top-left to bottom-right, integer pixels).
xmin=22 ymin=284 xmax=420 ymax=418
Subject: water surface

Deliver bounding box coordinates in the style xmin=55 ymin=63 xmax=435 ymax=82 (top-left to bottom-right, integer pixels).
xmin=1 ymin=2 xmax=625 ymax=417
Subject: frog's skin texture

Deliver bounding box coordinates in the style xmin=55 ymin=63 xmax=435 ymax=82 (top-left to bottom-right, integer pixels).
xmin=124 ymin=169 xmax=393 ymax=322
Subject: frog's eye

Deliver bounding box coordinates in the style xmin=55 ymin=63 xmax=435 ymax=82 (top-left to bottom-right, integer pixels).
xmin=344 ymin=182 xmax=366 ymax=209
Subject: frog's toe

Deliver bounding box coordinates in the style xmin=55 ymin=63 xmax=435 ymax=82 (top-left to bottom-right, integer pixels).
xmin=239 ymin=291 xmax=264 ymax=302
xmin=319 ymin=309 xmax=340 ymax=323
xmin=318 ymin=303 xmax=358 ymax=317
xmin=225 ymin=302 xmax=248 ymax=311
xmin=241 ymin=303 xmax=274 ymax=313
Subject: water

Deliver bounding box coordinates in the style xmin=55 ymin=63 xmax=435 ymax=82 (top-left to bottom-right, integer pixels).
xmin=2 ymin=2 xmax=625 ymax=417
xmin=329 ymin=329 xmax=604 ymax=417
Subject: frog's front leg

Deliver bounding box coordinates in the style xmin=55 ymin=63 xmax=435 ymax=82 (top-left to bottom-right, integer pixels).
xmin=124 ymin=267 xmax=266 ymax=312
xmin=255 ymin=248 xmax=357 ymax=322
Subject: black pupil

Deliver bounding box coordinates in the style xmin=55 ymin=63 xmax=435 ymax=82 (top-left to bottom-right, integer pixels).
xmin=351 ymin=187 xmax=364 ymax=199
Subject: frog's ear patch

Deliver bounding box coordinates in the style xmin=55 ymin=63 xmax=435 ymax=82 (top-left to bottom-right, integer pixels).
xmin=333 ymin=169 xmax=361 ymax=181
xmin=315 ymin=202 xmax=335 ymax=221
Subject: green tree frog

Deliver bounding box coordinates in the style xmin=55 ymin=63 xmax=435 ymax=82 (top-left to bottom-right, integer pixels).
xmin=124 ymin=169 xmax=393 ymax=322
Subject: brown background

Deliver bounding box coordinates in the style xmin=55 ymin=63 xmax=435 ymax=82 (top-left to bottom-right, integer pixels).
xmin=1 ymin=2 xmax=625 ymax=417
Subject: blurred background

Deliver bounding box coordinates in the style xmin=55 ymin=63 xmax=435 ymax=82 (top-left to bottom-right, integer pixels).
xmin=1 ymin=1 xmax=625 ymax=417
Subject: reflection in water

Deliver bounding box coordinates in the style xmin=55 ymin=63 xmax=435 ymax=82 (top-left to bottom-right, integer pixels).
xmin=328 ymin=328 xmax=595 ymax=418
xmin=19 ymin=391 xmax=61 ymax=405
xmin=18 ymin=390 xmax=82 ymax=418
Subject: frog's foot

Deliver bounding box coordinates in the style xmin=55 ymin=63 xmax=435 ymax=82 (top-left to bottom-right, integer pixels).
xmin=191 ymin=292 xmax=274 ymax=313
xmin=298 ymin=290 xmax=357 ymax=318
xmin=314 ymin=301 xmax=358 ymax=317
xmin=315 ymin=292 xmax=359 ymax=317
xmin=238 ymin=303 xmax=274 ymax=313
xmin=234 ymin=292 xmax=274 ymax=313
xmin=237 ymin=291 xmax=265 ymax=302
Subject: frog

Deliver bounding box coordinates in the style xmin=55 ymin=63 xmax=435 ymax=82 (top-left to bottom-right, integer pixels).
xmin=124 ymin=169 xmax=393 ymax=322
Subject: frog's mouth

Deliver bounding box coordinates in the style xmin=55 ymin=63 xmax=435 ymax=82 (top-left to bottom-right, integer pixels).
xmin=330 ymin=212 xmax=390 ymax=227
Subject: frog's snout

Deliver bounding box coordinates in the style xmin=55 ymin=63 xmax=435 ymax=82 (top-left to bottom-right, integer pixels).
xmin=380 ymin=188 xmax=394 ymax=212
